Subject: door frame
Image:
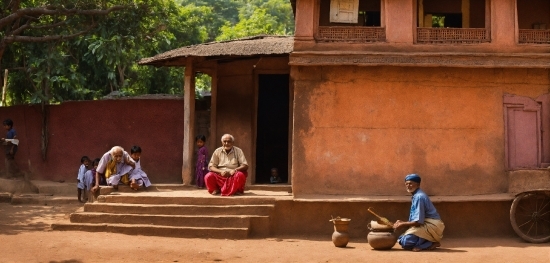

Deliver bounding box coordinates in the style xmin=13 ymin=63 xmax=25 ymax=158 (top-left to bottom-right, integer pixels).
xmin=252 ymin=70 xmax=293 ymax=184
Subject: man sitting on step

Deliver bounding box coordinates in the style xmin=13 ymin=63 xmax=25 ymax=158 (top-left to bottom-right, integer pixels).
xmin=91 ymin=146 xmax=135 ymax=192
xmin=204 ymin=134 xmax=248 ymax=196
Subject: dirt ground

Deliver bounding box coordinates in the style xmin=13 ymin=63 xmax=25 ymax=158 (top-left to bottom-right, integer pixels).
xmin=1 ymin=203 xmax=549 ymax=263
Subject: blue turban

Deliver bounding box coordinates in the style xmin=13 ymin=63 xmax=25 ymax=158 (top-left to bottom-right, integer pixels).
xmin=405 ymin=173 xmax=421 ymax=183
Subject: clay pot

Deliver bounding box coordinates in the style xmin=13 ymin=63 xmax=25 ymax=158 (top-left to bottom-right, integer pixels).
xmin=330 ymin=218 xmax=351 ymax=247
xmin=367 ymin=220 xmax=393 ymax=232
xmin=367 ymin=221 xmax=398 ymax=250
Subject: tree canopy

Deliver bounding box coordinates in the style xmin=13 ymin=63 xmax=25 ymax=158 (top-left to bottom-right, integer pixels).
xmin=0 ymin=0 xmax=295 ymax=105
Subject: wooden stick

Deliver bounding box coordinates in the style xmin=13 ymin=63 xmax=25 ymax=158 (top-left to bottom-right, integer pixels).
xmin=367 ymin=207 xmax=393 ymax=227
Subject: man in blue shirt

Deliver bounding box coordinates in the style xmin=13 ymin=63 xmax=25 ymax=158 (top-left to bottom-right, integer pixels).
xmin=393 ymin=174 xmax=445 ymax=251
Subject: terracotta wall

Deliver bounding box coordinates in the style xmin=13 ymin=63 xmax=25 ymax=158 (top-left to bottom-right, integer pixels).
xmin=272 ymin=199 xmax=515 ymax=238
xmin=291 ymin=65 xmax=550 ymax=197
xmin=0 ymin=99 xmax=185 ymax=183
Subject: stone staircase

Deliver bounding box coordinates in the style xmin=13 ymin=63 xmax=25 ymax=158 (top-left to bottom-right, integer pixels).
xmin=52 ymin=185 xmax=291 ymax=239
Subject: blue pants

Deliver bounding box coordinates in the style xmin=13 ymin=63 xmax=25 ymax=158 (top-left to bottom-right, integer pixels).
xmin=398 ymin=234 xmax=433 ymax=250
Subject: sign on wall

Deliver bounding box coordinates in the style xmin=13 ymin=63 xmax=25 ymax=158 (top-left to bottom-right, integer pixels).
xmin=330 ymin=0 xmax=359 ymax=23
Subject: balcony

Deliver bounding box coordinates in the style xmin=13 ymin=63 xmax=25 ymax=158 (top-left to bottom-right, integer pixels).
xmin=316 ymin=26 xmax=386 ymax=42
xmin=519 ymin=29 xmax=550 ymax=44
xmin=416 ymin=28 xmax=490 ymax=44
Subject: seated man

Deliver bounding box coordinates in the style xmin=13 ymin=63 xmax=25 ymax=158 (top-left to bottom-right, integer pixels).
xmin=91 ymin=146 xmax=135 ymax=192
xmin=393 ymin=174 xmax=445 ymax=252
xmin=204 ymin=134 xmax=248 ymax=196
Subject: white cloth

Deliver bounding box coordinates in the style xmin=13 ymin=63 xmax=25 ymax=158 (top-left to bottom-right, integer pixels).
xmin=77 ymin=164 xmax=87 ymax=189
xmin=403 ymin=218 xmax=445 ymax=242
xmin=129 ymin=159 xmax=151 ymax=187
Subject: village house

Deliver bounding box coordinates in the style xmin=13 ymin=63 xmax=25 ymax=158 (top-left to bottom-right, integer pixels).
xmin=3 ymin=0 xmax=550 ymax=239
xmin=137 ymin=0 xmax=550 ymax=238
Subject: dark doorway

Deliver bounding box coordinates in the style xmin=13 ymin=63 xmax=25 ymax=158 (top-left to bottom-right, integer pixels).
xmin=255 ymin=74 xmax=289 ymax=184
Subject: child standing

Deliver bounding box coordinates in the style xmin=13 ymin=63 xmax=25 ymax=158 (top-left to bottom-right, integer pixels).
xmin=128 ymin=146 xmax=151 ymax=190
xmin=195 ymin=135 xmax=208 ymax=188
xmin=84 ymin=158 xmax=100 ymax=203
xmin=77 ymin=156 xmax=90 ymax=203
xmin=1 ymin=119 xmax=21 ymax=179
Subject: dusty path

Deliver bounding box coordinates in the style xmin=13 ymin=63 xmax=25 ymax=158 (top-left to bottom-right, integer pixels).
xmin=1 ymin=203 xmax=549 ymax=263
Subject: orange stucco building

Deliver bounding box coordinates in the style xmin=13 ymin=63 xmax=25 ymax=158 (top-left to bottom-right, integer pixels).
xmin=289 ymin=0 xmax=550 ymax=197
xmin=138 ymin=0 xmax=550 ymax=237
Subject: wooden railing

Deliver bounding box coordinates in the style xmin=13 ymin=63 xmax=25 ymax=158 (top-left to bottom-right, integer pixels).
xmin=417 ymin=28 xmax=490 ymax=44
xmin=519 ymin=29 xmax=550 ymax=44
xmin=317 ymin=26 xmax=386 ymax=42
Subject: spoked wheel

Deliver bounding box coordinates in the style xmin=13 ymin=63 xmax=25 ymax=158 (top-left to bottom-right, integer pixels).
xmin=510 ymin=191 xmax=550 ymax=243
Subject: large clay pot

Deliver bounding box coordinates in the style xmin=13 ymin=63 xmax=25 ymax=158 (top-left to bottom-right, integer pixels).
xmin=367 ymin=231 xmax=398 ymax=250
xmin=367 ymin=221 xmax=398 ymax=250
xmin=330 ymin=218 xmax=351 ymax=247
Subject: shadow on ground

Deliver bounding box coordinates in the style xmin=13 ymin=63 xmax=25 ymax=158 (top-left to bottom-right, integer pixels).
xmin=0 ymin=203 xmax=81 ymax=235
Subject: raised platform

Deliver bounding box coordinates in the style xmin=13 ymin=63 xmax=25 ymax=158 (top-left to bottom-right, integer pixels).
xmin=50 ymin=185 xmax=518 ymax=240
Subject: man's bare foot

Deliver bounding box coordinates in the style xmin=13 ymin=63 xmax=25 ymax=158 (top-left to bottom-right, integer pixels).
xmin=130 ymin=182 xmax=139 ymax=190
xmin=412 ymin=247 xmax=422 ymax=252
xmin=428 ymin=242 xmax=441 ymax=250
xmin=112 ymin=184 xmax=118 ymax=190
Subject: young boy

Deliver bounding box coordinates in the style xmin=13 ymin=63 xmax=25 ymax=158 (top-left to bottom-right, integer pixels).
xmin=128 ymin=146 xmax=151 ymax=190
xmin=1 ymin=119 xmax=21 ymax=179
xmin=77 ymin=156 xmax=91 ymax=203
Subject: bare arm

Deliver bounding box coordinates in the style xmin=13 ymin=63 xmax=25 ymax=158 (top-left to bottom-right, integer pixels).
xmin=393 ymin=220 xmax=421 ymax=230
xmin=92 ymin=171 xmax=100 ymax=192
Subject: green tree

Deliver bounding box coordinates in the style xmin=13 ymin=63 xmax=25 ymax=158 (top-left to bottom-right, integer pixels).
xmin=216 ymin=0 xmax=294 ymax=41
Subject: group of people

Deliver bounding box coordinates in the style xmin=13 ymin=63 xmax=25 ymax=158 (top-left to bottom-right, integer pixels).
xmin=76 ymin=145 xmax=151 ymax=202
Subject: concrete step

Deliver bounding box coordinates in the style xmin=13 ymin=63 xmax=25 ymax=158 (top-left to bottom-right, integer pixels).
xmin=248 ymin=184 xmax=292 ymax=192
xmin=31 ymin=180 xmax=76 ymax=196
xmin=98 ymin=184 xmax=292 ymax=194
xmin=98 ymin=195 xmax=278 ymax=206
xmin=0 ymin=178 xmax=38 ymax=193
xmin=10 ymin=194 xmax=80 ymax=205
xmin=70 ymin=212 xmax=269 ymax=229
xmin=51 ymin=223 xmax=249 ymax=239
xmin=84 ymin=203 xmax=274 ymax=216
xmin=0 ymin=192 xmax=12 ymax=203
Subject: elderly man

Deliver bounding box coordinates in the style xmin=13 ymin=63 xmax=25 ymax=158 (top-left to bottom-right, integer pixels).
xmin=91 ymin=146 xmax=135 ymax=192
xmin=204 ymin=134 xmax=248 ymax=196
xmin=393 ymin=174 xmax=445 ymax=252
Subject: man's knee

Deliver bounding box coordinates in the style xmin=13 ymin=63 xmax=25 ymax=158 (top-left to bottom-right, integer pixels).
xmin=204 ymin=172 xmax=216 ymax=181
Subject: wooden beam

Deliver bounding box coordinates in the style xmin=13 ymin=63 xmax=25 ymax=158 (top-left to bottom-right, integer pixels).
xmin=209 ymin=63 xmax=218 ymax=163
xmin=462 ymin=0 xmax=470 ymax=28
xmin=181 ymin=58 xmax=196 ymax=185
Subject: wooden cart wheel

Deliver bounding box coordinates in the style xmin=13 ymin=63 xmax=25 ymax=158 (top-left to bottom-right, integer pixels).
xmin=510 ymin=191 xmax=550 ymax=243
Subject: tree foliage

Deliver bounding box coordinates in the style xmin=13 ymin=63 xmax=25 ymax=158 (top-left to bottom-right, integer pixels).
xmin=1 ymin=0 xmax=295 ymax=105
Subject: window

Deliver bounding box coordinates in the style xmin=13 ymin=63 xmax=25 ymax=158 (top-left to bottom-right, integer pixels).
xmin=517 ymin=0 xmax=550 ymax=44
xmin=503 ymin=94 xmax=550 ymax=170
xmin=317 ymin=0 xmax=385 ymax=42
xmin=417 ymin=0 xmax=490 ymax=44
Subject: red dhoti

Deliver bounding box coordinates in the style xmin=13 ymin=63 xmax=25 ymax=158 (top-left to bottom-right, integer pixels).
xmin=205 ymin=171 xmax=247 ymax=196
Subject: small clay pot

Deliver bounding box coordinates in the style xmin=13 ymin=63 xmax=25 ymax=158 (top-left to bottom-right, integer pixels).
xmin=330 ymin=218 xmax=351 ymax=247
xmin=367 ymin=231 xmax=398 ymax=250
